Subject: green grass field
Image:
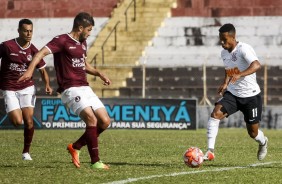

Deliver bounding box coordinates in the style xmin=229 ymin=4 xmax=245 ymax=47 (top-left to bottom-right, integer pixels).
xmin=0 ymin=128 xmax=281 ymax=184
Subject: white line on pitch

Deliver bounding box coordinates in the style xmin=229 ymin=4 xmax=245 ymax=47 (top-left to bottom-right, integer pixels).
xmin=104 ymin=162 xmax=279 ymax=184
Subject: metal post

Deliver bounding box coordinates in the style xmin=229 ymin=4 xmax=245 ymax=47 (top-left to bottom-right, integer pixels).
xmin=101 ymin=47 xmax=104 ymax=65
xmin=142 ymin=56 xmax=146 ymax=98
xmin=264 ymin=64 xmax=268 ymax=106
xmin=133 ymin=0 xmax=136 ymax=22
xmin=199 ymin=62 xmax=212 ymax=106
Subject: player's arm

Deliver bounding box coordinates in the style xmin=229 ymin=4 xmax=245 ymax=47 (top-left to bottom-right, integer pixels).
xmin=217 ymin=71 xmax=230 ymax=96
xmin=18 ymin=47 xmax=50 ymax=82
xmin=229 ymin=60 xmax=261 ymax=84
xmin=85 ymin=61 xmax=111 ymax=86
xmin=39 ymin=67 xmax=53 ymax=95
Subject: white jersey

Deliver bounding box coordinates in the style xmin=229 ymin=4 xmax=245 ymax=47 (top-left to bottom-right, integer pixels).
xmin=221 ymin=41 xmax=261 ymax=98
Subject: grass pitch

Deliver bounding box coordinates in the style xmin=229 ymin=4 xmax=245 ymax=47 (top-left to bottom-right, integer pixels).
xmin=0 ymin=128 xmax=281 ymax=184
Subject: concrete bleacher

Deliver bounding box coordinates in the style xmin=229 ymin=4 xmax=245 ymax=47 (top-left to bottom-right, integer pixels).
xmin=120 ymin=65 xmax=282 ymax=105
xmin=1 ymin=1 xmax=282 ymax=105
xmin=0 ymin=17 xmax=109 ymax=66
xmin=0 ymin=0 xmax=119 ymax=18
xmin=0 ymin=17 xmax=109 ymax=96
xmin=119 ymin=66 xmax=217 ymax=100
xmin=139 ymin=16 xmax=282 ymax=67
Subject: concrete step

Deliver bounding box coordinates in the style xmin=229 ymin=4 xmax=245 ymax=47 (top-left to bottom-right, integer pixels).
xmin=90 ymin=86 xmax=119 ymax=98
xmin=95 ymin=66 xmax=133 ymax=76
xmin=88 ymin=46 xmax=143 ymax=54
xmin=93 ymin=38 xmax=152 ymax=48
xmin=89 ymin=51 xmax=142 ymax=62
xmin=86 ymin=0 xmax=177 ymax=98
xmin=88 ymin=78 xmax=125 ymax=88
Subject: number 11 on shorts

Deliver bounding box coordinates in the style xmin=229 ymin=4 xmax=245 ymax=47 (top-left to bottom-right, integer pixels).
xmin=252 ymin=108 xmax=258 ymax=118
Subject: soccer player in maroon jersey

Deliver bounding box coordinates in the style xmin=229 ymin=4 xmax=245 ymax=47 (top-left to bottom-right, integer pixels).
xmin=0 ymin=19 xmax=53 ymax=160
xmin=18 ymin=12 xmax=111 ymax=169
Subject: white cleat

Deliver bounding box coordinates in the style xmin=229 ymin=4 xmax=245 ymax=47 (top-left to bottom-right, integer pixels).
xmin=257 ymin=137 xmax=268 ymax=161
xmin=22 ymin=153 xmax=32 ymax=161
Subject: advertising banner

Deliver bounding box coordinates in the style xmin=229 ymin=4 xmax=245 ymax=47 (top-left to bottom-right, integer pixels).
xmin=0 ymin=98 xmax=197 ymax=130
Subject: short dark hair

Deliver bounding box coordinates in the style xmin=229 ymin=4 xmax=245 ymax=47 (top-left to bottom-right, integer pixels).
xmin=18 ymin=19 xmax=33 ymax=29
xmin=219 ymin=23 xmax=236 ymax=34
xmin=73 ymin=12 xmax=95 ymax=29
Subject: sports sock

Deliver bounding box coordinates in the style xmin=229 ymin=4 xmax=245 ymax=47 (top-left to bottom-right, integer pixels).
xmin=85 ymin=126 xmax=99 ymax=164
xmin=207 ymin=117 xmax=220 ymax=150
xmin=23 ymin=126 xmax=34 ymax=153
xmin=97 ymin=126 xmax=106 ymax=136
xmin=73 ymin=133 xmax=87 ymax=150
xmin=254 ymin=129 xmax=266 ymax=145
xmin=73 ymin=126 xmax=104 ymax=150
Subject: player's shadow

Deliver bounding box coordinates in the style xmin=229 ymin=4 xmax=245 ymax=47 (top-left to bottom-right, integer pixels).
xmin=0 ymin=161 xmax=176 ymax=169
xmin=102 ymin=161 xmax=177 ymax=168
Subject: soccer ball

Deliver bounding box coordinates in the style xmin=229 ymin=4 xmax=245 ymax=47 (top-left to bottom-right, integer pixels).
xmin=183 ymin=147 xmax=204 ymax=168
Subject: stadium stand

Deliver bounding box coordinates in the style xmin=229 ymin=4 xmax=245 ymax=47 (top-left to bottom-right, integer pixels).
xmin=0 ymin=0 xmax=119 ymax=18
xmin=0 ymin=18 xmax=108 ymax=96
xmin=1 ymin=0 xmax=282 ymax=105
xmin=128 ymin=0 xmax=282 ymax=105
xmin=0 ymin=17 xmax=109 ymax=66
xmin=140 ymin=16 xmax=282 ymax=67
xmin=0 ymin=0 xmax=117 ymax=96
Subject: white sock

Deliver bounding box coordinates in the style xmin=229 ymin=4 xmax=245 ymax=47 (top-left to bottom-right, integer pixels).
xmin=254 ymin=129 xmax=266 ymax=145
xmin=207 ymin=117 xmax=220 ymax=151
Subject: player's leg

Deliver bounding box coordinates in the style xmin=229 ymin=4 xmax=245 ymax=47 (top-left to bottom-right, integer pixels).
xmin=79 ymin=107 xmax=109 ymax=169
xmin=18 ymin=89 xmax=36 ymax=161
xmin=7 ymin=109 xmax=23 ymax=126
xmin=246 ymin=123 xmax=268 ymax=160
xmin=21 ymin=107 xmax=34 ymax=160
xmin=243 ymin=94 xmax=267 ymax=160
xmin=95 ymin=107 xmax=111 ymax=136
xmin=67 ymin=105 xmax=110 ymax=168
xmin=204 ymin=104 xmax=225 ymax=161
xmin=4 ymin=90 xmax=23 ymax=126
xmin=68 ymin=90 xmax=109 ymax=150
xmin=204 ymin=92 xmax=237 ymax=161
xmin=63 ymin=86 xmax=108 ymax=169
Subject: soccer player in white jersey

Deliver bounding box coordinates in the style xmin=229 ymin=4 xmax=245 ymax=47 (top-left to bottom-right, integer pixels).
xmin=18 ymin=12 xmax=111 ymax=170
xmin=203 ymin=23 xmax=268 ymax=161
xmin=0 ymin=19 xmax=53 ymax=160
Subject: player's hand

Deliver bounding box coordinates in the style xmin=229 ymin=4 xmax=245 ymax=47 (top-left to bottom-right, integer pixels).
xmin=217 ymin=83 xmax=227 ymax=96
xmin=100 ymin=74 xmax=111 ymax=86
xmin=45 ymin=85 xmax=53 ymax=95
xmin=229 ymin=74 xmax=241 ymax=84
xmin=103 ymin=79 xmax=111 ymax=86
xmin=18 ymin=70 xmax=33 ymax=82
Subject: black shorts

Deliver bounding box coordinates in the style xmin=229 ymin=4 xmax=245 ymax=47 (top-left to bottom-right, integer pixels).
xmin=216 ymin=91 xmax=262 ymax=124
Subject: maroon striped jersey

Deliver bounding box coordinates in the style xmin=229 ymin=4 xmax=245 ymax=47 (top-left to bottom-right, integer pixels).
xmin=0 ymin=39 xmax=46 ymax=91
xmin=45 ymin=34 xmax=89 ymax=93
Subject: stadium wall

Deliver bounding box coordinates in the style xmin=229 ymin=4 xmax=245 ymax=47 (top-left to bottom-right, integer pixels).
xmin=0 ymin=0 xmax=119 ymax=18
xmin=198 ymin=106 xmax=282 ymax=129
xmin=1 ymin=0 xmax=282 ymax=18
xmin=0 ymin=98 xmax=281 ymax=129
xmin=172 ymin=0 xmax=282 ymax=17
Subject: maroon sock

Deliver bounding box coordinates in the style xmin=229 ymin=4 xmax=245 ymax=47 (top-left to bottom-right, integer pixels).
xmin=73 ymin=126 xmax=103 ymax=149
xmin=23 ymin=126 xmax=34 ymax=153
xmin=97 ymin=126 xmax=106 ymax=136
xmin=85 ymin=126 xmax=99 ymax=164
xmin=73 ymin=133 xmax=87 ymax=150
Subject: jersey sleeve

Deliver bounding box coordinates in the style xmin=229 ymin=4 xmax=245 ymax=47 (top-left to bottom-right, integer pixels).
xmin=45 ymin=35 xmax=65 ymax=54
xmin=241 ymin=44 xmax=259 ymax=64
